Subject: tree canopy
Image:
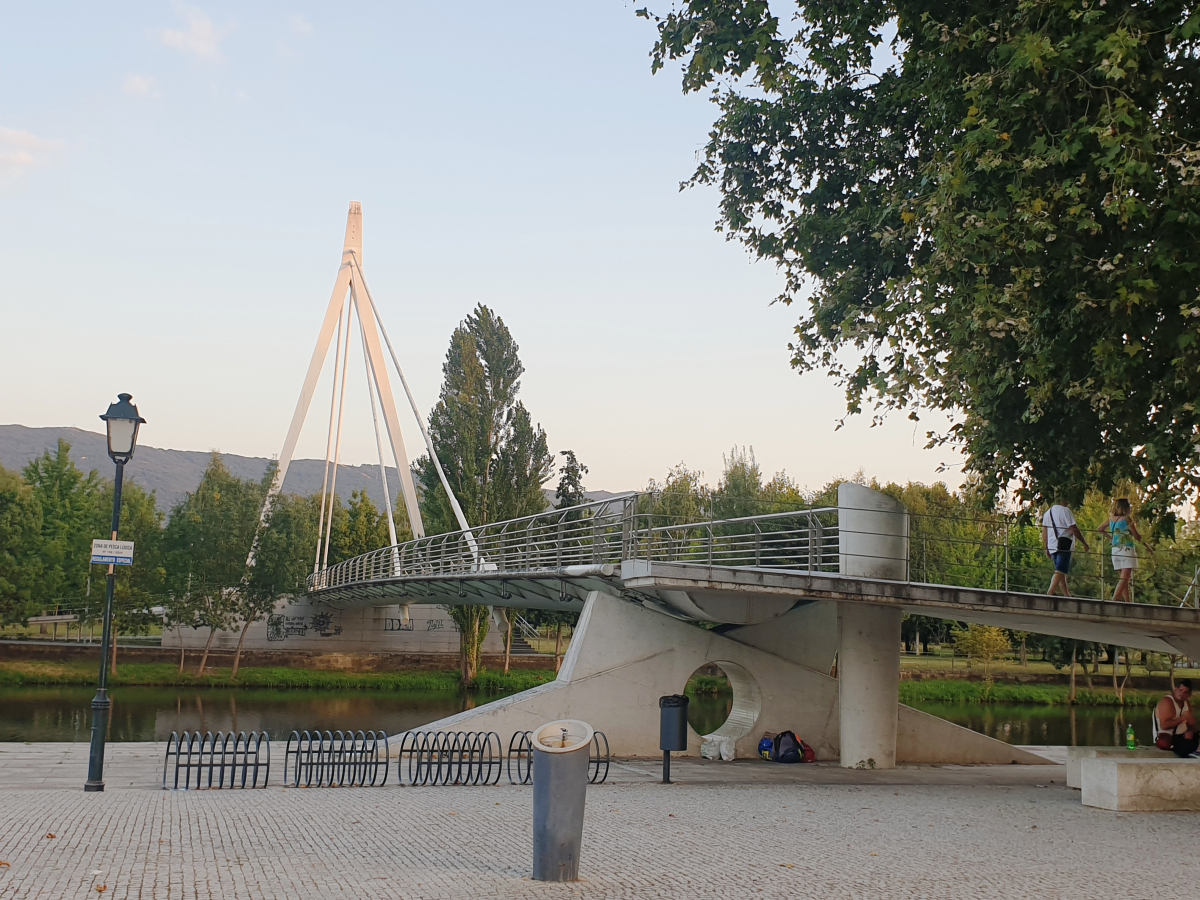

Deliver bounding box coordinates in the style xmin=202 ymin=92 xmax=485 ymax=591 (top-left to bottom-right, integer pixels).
xmin=640 ymin=0 xmax=1200 ymax=516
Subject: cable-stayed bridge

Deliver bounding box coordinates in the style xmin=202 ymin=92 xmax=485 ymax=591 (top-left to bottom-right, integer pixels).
xmin=268 ymin=204 xmax=1200 ymax=768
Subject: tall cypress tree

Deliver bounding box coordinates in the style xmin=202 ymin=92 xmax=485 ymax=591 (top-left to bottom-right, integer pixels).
xmin=417 ymin=304 xmax=555 ymax=684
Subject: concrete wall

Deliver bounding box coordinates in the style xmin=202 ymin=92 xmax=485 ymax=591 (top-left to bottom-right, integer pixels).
xmin=163 ymin=598 xmax=508 ymax=656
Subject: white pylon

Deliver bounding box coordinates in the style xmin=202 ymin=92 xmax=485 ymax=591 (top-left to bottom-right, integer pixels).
xmin=247 ymin=201 xmax=473 ymax=569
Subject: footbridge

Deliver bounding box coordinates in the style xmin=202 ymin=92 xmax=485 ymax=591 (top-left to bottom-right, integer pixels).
xmin=305 ymin=483 xmax=1200 ymax=768
xmin=279 ymin=204 xmax=1199 ymax=769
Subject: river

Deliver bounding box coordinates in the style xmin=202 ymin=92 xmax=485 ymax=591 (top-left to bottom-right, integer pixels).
xmin=0 ymin=685 xmax=1155 ymax=747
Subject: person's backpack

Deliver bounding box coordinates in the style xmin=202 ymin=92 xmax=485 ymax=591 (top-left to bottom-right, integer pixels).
xmin=764 ymin=730 xmax=816 ymax=764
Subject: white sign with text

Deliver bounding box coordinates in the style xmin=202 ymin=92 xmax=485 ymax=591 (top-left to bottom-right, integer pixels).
xmin=90 ymin=539 xmax=134 ymax=566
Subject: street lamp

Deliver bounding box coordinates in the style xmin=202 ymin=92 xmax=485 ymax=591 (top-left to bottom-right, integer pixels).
xmin=84 ymin=393 xmax=145 ymax=792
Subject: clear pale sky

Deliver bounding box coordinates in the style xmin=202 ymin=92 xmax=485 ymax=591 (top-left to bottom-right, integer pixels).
xmin=0 ymin=1 xmax=964 ymax=495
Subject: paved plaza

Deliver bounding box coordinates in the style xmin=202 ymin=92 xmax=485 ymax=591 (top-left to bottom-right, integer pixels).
xmin=0 ymin=743 xmax=1197 ymax=899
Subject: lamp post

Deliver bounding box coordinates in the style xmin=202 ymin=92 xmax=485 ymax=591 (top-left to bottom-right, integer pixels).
xmin=84 ymin=393 xmax=145 ymax=793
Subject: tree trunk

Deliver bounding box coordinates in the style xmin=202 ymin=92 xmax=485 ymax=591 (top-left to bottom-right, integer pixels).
xmin=178 ymin=635 xmax=186 ymax=675
xmin=110 ymin=625 xmax=118 ymax=678
xmin=1169 ymin=655 xmax=1178 ymax=691
xmin=503 ymin=610 xmax=513 ymax=675
xmin=554 ymin=623 xmax=563 ymax=673
xmin=231 ymin=617 xmax=252 ymax=680
xmin=1068 ymin=645 xmax=1077 ymax=704
xmin=1019 ymin=638 xmax=1027 ymax=667
xmin=197 ymin=626 xmax=216 ymax=676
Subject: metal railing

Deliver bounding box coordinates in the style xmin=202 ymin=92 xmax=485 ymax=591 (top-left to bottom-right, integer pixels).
xmin=308 ymin=494 xmax=838 ymax=592
xmin=506 ymin=730 xmax=610 ymax=785
xmin=163 ymin=731 xmax=270 ymax=790
xmin=395 ymin=731 xmax=505 ymax=786
xmin=283 ymin=730 xmax=390 ymax=787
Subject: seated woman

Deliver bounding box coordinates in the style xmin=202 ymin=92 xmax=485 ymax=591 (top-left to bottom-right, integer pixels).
xmin=1154 ymin=681 xmax=1198 ymax=758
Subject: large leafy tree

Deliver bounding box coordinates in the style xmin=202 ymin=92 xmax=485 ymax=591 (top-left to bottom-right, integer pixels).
xmin=417 ymin=304 xmax=556 ymax=684
xmin=640 ymin=0 xmax=1200 ymax=516
xmin=22 ymin=440 xmax=103 ymax=605
xmin=163 ymin=454 xmax=266 ymax=674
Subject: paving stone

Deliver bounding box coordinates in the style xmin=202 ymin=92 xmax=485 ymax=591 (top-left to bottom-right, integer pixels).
xmin=0 ymin=743 xmax=1196 ymax=899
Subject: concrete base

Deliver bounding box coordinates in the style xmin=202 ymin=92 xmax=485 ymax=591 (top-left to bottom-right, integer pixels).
xmin=1066 ymin=747 xmax=1175 ymax=789
xmin=1080 ymin=758 xmax=1200 ymax=810
xmin=401 ymin=590 xmax=1045 ymax=765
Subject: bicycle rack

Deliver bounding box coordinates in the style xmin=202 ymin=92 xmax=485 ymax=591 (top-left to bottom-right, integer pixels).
xmin=163 ymin=731 xmax=270 ymax=790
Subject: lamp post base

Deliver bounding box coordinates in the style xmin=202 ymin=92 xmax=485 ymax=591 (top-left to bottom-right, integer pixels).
xmin=84 ymin=690 xmax=111 ymax=792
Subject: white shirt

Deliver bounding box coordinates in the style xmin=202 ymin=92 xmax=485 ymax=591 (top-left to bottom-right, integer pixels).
xmin=1042 ymin=505 xmax=1076 ymax=553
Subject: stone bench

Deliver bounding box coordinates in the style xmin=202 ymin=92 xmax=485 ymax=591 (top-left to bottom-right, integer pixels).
xmin=1080 ymin=758 xmax=1200 ymax=811
xmin=1066 ymin=746 xmax=1174 ymax=789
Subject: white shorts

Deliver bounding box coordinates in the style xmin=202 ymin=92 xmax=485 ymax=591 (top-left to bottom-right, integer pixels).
xmin=1112 ymin=546 xmax=1138 ymax=571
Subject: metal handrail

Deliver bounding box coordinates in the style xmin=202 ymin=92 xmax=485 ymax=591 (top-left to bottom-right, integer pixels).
xmin=307 ymin=494 xmax=839 ymax=592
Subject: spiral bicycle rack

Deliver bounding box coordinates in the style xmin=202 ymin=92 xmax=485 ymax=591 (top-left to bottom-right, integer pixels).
xmin=284 ymin=730 xmax=390 ymax=787
xmin=506 ymin=731 xmax=610 ymax=785
xmin=395 ymin=731 xmax=504 ymax=785
xmin=162 ymin=731 xmax=270 ymax=790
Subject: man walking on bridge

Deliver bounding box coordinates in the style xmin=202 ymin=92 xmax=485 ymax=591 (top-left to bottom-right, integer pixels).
xmin=1042 ymin=500 xmax=1090 ymax=597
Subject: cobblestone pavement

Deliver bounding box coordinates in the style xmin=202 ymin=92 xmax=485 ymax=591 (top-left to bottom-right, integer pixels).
xmin=0 ymin=746 xmax=1196 ymax=899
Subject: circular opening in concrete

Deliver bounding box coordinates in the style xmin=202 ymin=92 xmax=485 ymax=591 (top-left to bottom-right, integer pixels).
xmin=686 ymin=660 xmax=763 ymax=758
xmin=687 ymin=664 xmax=733 ymax=735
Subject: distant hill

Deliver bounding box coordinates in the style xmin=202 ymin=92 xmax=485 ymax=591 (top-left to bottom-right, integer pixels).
xmin=0 ymin=424 xmax=620 ymax=515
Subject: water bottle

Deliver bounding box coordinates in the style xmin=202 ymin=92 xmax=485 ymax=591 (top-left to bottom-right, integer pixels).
xmin=1126 ymin=724 xmax=1136 ymax=750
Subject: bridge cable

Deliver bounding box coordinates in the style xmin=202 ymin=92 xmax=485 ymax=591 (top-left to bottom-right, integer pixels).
xmin=348 ymin=255 xmax=479 ymax=560
xmin=321 ymin=294 xmax=355 ymax=571
xmin=313 ymin=302 xmax=345 ymax=574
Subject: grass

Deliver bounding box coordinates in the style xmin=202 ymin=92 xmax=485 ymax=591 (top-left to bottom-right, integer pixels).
xmin=0 ymin=660 xmax=556 ymax=693
xmin=899 ymin=679 xmax=1161 ymax=707
xmin=685 ymin=675 xmax=732 ymax=696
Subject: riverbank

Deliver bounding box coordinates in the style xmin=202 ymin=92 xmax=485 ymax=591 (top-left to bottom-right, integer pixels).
xmin=900 ymin=679 xmax=1161 ymax=707
xmin=0 ymin=660 xmax=554 ymax=693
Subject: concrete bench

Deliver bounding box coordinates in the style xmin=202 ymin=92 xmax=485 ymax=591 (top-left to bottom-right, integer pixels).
xmin=1080 ymin=758 xmax=1200 ymax=811
xmin=1066 ymin=746 xmax=1174 ymax=789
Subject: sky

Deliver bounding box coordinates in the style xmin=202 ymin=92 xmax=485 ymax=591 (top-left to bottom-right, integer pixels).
xmin=0 ymin=1 xmax=964 ymax=497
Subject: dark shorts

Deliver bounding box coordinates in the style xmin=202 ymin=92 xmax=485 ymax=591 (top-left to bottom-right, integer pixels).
xmin=1172 ymin=733 xmax=1199 ymax=758
xmin=1052 ymin=550 xmax=1072 ymax=574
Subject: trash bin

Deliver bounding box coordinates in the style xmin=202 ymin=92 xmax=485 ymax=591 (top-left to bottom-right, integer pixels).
xmin=531 ymin=719 xmax=594 ymax=882
xmin=659 ymin=694 xmax=689 ymax=783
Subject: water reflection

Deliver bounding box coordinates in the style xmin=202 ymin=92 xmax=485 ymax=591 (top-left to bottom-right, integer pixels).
xmin=0 ymin=686 xmax=480 ymax=742
xmin=0 ymin=686 xmax=1158 ymax=747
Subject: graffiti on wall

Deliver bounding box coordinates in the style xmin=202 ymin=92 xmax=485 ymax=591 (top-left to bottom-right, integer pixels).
xmin=266 ymin=612 xmax=342 ymax=641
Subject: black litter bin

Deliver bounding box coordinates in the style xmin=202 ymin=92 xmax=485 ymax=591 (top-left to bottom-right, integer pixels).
xmin=659 ymin=694 xmax=689 ymax=783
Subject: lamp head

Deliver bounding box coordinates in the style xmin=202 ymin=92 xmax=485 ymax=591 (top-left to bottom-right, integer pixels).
xmin=100 ymin=393 xmax=145 ymax=463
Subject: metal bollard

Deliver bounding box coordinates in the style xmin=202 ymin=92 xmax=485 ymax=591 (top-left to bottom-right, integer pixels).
xmin=531 ymin=719 xmax=594 ymax=882
xmin=659 ymin=694 xmax=689 ymax=784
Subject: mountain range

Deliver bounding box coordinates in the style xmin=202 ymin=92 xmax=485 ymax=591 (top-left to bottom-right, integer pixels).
xmin=0 ymin=425 xmax=618 ymax=514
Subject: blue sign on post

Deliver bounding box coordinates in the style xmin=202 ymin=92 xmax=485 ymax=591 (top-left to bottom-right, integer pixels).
xmin=90 ymin=539 xmax=134 ymax=566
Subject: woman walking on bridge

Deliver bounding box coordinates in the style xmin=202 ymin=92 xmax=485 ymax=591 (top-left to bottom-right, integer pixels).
xmin=1097 ymin=498 xmax=1152 ymax=603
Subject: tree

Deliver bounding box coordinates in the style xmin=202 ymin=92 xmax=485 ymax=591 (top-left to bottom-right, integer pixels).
xmin=0 ymin=465 xmax=43 ymax=625
xmin=640 ymin=0 xmax=1200 ymax=515
xmin=238 ymin=489 xmax=322 ymax=678
xmin=23 ymin=441 xmax=102 ymax=606
xmin=96 ymin=479 xmax=165 ymax=675
xmin=952 ymin=623 xmax=1011 ymax=683
xmin=329 ymin=489 xmax=393 ymax=564
xmin=554 ymin=451 xmax=589 ymax=510
xmin=163 ymin=454 xmax=264 ymax=675
xmin=417 ymin=304 xmax=556 ymax=684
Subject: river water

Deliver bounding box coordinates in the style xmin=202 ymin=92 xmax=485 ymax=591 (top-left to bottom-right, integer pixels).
xmin=0 ymin=685 xmax=1155 ymax=747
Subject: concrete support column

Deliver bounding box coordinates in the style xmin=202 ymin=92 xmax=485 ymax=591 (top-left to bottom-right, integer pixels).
xmin=837 ymin=483 xmax=908 ymax=769
xmin=838 ymin=603 xmax=902 ymax=768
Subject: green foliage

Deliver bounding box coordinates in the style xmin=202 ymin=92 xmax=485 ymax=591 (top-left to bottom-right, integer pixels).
xmin=23 ymin=440 xmax=103 ymax=604
xmin=554 ymin=450 xmax=589 ymax=510
xmin=329 ymin=488 xmax=393 ymax=564
xmin=641 ymin=0 xmax=1200 ymax=514
xmin=0 ymin=659 xmax=556 ymax=692
xmin=416 ymin=303 xmax=555 ymax=533
xmin=0 ymin=465 xmax=43 ymax=624
xmin=416 ymin=304 xmax=556 ymax=684
xmin=951 ymin=624 xmax=1012 ymax=681
xmin=899 ymin=679 xmax=1160 ymax=707
xmin=162 ymin=454 xmax=266 ymax=645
